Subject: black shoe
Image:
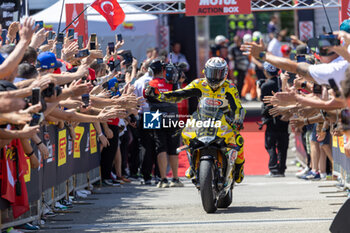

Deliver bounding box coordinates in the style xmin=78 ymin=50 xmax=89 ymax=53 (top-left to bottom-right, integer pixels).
xmin=141 ymin=179 xmax=152 ymax=185
xmin=157 ymin=178 xmax=169 ymax=188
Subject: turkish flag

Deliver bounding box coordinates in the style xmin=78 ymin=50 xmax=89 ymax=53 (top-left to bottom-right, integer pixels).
xmin=91 ymin=0 xmax=125 ymax=31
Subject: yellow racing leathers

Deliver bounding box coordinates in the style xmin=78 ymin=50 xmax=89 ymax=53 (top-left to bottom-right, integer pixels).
xmin=152 ymin=78 xmax=246 ymax=183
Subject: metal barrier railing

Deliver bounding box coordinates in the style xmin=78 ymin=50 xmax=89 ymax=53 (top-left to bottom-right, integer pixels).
xmin=0 ymin=123 xmax=102 ymax=230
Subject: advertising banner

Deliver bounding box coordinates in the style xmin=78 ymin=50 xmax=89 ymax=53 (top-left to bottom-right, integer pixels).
xmin=65 ymin=3 xmax=89 ymax=44
xmin=0 ymin=123 xmax=101 ymax=212
xmin=42 ymin=125 xmax=57 ymax=191
xmin=74 ymin=126 xmax=85 ymax=158
xmin=58 ymin=129 xmax=67 ymax=167
xmin=340 ymin=0 xmax=350 ymax=23
xmin=333 ymin=136 xmax=350 ymax=173
xmin=227 ymin=14 xmax=255 ymax=42
xmin=186 ymin=0 xmax=251 ymax=16
xmin=90 ymin=124 xmax=97 ymax=155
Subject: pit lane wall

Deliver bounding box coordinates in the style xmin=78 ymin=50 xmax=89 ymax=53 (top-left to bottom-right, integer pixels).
xmin=0 ymin=123 xmax=101 ymax=229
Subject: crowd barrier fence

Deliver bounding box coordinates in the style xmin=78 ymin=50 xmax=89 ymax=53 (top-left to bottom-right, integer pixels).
xmin=0 ymin=123 xmax=101 ymax=230
xmin=295 ymin=132 xmax=350 ymax=187
xmin=331 ymin=135 xmax=350 ymax=188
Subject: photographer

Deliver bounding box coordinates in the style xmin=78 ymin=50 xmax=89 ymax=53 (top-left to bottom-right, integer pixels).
xmin=145 ymin=58 xmax=184 ymax=188
xmin=241 ymin=20 xmax=350 ymax=87
xmin=260 ymin=63 xmax=289 ymax=177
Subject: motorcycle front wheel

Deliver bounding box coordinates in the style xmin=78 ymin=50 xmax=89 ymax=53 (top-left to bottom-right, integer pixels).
xmin=199 ymin=160 xmax=217 ymax=213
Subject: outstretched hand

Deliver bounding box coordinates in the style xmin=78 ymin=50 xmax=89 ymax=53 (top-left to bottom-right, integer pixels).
xmin=240 ymin=38 xmax=265 ymax=58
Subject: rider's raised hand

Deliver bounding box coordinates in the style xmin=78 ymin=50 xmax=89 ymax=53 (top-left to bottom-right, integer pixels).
xmin=144 ymin=85 xmax=160 ymax=99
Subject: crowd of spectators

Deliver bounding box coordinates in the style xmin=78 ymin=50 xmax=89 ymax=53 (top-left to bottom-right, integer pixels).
xmin=0 ymin=16 xmax=191 ymax=196
xmin=238 ymin=18 xmax=350 ymax=180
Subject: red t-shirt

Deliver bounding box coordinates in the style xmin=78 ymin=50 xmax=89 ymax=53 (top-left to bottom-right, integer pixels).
xmin=108 ymin=118 xmax=120 ymax=126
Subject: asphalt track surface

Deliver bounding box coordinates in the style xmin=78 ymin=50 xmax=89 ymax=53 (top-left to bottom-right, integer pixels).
xmin=41 ymin=174 xmax=344 ymax=233
xmin=41 ymin=101 xmax=343 ymax=233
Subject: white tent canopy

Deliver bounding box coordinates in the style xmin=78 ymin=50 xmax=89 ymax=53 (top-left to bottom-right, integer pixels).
xmin=32 ymin=0 xmax=158 ymax=60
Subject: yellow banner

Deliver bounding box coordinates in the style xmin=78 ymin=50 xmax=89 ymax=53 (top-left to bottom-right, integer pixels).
xmin=339 ymin=136 xmax=345 ymax=154
xmin=90 ymin=123 xmax=97 ymax=154
xmin=58 ymin=129 xmax=67 ymax=166
xmin=74 ymin=126 xmax=85 ymax=158
xmin=332 ymin=136 xmax=338 ymax=148
xmin=24 ymin=157 xmax=31 ymax=183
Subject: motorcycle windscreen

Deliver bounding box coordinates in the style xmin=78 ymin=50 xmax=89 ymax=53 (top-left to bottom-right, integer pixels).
xmin=195 ymin=98 xmax=224 ymax=139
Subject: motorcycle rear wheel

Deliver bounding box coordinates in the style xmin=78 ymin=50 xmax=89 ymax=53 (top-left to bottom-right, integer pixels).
xmin=199 ymin=160 xmax=217 ymax=213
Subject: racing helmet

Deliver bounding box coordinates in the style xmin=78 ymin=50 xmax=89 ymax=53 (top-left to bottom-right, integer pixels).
xmin=252 ymin=31 xmax=262 ymax=42
xmin=204 ymin=57 xmax=228 ymax=90
xmin=214 ymin=35 xmax=228 ymax=45
xmin=243 ymin=34 xmax=252 ymax=43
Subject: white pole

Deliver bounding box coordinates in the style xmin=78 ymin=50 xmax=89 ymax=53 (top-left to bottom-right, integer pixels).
xmin=25 ymin=0 xmax=29 ymax=16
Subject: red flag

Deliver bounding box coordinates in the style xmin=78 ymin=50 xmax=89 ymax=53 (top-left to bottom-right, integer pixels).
xmin=91 ymin=0 xmax=125 ymax=31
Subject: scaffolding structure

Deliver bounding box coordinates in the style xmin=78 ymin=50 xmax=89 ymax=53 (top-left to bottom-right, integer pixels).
xmin=116 ymin=0 xmax=341 ymax=14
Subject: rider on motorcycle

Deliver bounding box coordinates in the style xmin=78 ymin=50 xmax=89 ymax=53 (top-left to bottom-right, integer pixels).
xmin=146 ymin=57 xmax=246 ymax=183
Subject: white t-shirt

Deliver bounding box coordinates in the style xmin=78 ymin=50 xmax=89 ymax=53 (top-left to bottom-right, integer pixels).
xmin=134 ymin=72 xmax=153 ymax=113
xmin=267 ymin=38 xmax=283 ymax=57
xmin=308 ymin=56 xmax=349 ymax=87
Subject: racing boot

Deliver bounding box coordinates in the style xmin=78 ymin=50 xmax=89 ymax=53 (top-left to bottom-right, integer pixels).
xmin=185 ymin=167 xmax=195 ymax=179
xmin=234 ymin=160 xmax=245 ymax=184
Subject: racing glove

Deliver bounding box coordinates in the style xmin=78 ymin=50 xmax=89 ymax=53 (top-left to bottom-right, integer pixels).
xmin=144 ymin=84 xmax=160 ymax=99
xmin=233 ymin=118 xmax=244 ymax=131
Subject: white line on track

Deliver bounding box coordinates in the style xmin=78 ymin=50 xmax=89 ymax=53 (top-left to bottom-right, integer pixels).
xmin=45 ymin=218 xmax=334 ymax=231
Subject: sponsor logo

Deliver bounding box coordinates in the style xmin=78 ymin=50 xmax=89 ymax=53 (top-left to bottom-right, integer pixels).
xmin=58 ymin=129 xmax=67 ymax=167
xmin=205 ymin=98 xmax=223 ymax=106
xmin=144 ymin=111 xmax=222 ymax=129
xmin=163 ymin=118 xmax=221 ymax=128
xmin=199 ymin=0 xmax=237 ymax=6
xmin=144 ymin=110 xmax=162 ymax=129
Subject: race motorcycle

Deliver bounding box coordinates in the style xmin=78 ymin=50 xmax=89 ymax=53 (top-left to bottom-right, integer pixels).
xmin=177 ymin=97 xmax=242 ymax=213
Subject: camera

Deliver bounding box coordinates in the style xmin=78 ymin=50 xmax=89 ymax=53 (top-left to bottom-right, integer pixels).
xmin=30 ymin=113 xmax=44 ymax=126
xmin=165 ymin=63 xmax=179 ymax=84
xmin=313 ymin=83 xmax=322 ymax=95
xmin=318 ymin=34 xmax=340 ymax=47
xmin=341 ymin=109 xmax=350 ymax=131
xmin=75 ymin=49 xmax=90 ymax=58
xmin=328 ymin=78 xmax=342 ymax=98
xmin=107 ymin=59 xmax=121 ymax=72
xmin=307 ymin=34 xmax=341 ymax=52
xmin=165 ymin=62 xmax=187 ymax=84
xmin=121 ymin=50 xmax=133 ymax=66
xmin=42 ymin=83 xmax=55 ymax=98
xmin=82 ymin=94 xmax=90 ymax=108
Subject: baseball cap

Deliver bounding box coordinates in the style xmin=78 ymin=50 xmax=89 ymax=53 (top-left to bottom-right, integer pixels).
xmin=88 ymin=68 xmax=96 ymax=81
xmin=37 ymin=52 xmax=62 ymax=69
xmin=296 ymin=44 xmax=309 ymax=55
xmin=263 ymin=62 xmax=279 ymax=77
xmin=281 ymin=45 xmax=291 ymax=55
xmin=340 ymin=19 xmax=350 ymax=33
